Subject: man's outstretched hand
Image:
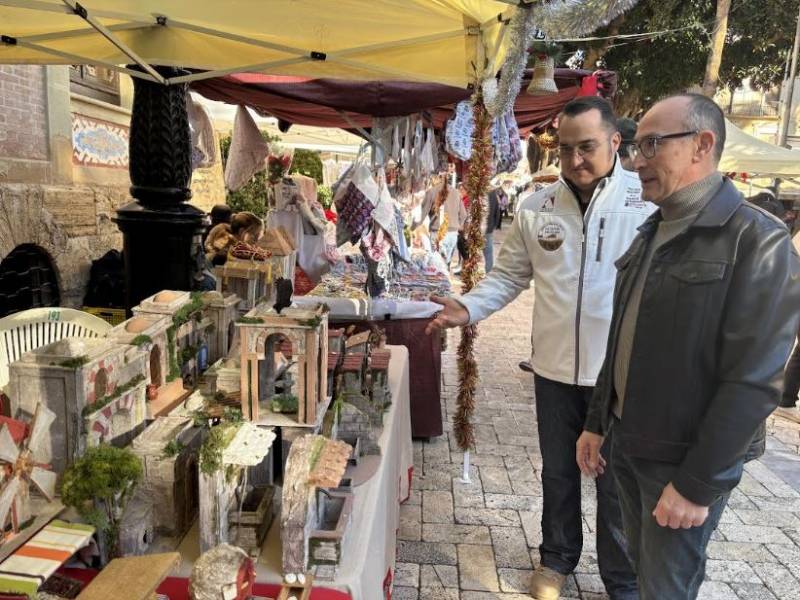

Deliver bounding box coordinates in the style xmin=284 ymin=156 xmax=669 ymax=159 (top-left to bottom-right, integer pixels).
xmin=425 ymin=295 xmax=470 ymax=335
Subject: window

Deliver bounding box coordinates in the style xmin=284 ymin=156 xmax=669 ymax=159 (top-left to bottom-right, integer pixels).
xmin=0 ymin=245 xmax=60 ymax=319
xmin=69 ymin=65 xmax=121 ymax=105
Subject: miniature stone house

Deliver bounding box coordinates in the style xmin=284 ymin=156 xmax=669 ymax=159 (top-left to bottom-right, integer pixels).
xmin=133 ymin=290 xmax=237 ymax=389
xmin=203 ymin=292 xmax=241 ymax=364
xmin=341 ymin=353 xmax=366 ymax=397
xmin=368 ymin=348 xmax=391 ymax=408
xmin=118 ymin=493 xmax=156 ymax=557
xmin=308 ymin=488 xmax=353 ymax=579
xmin=130 ymin=416 xmax=202 ymax=538
xmin=238 ymin=304 xmax=328 ymax=425
xmin=8 ymin=337 xmax=147 ymax=474
xmin=198 ymin=423 xmax=275 ymax=553
xmin=108 ymin=313 xmax=171 ymax=397
xmin=214 ymin=255 xmax=287 ymax=313
xmin=281 ymin=435 xmax=351 ymax=578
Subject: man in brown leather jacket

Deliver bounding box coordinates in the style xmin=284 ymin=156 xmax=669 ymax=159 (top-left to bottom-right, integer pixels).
xmin=576 ymin=94 xmax=800 ymax=599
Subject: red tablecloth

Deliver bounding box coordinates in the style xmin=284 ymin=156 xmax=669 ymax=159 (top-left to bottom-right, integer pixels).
xmin=59 ymin=568 xmax=353 ymax=600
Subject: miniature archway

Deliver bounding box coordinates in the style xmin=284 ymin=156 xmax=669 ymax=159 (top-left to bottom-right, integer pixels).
xmin=149 ymin=345 xmax=163 ymax=387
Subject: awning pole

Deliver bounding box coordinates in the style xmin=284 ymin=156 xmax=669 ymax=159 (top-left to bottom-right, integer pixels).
xmin=460 ymin=451 xmax=472 ymax=484
xmin=60 ymin=0 xmax=165 ymax=84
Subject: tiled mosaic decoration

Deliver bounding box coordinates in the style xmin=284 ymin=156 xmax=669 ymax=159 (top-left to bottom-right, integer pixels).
xmin=71 ymin=113 xmax=129 ymax=168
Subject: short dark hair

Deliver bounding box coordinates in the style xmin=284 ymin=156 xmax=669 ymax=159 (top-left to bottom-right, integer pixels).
xmin=560 ymin=96 xmax=618 ymax=134
xmin=674 ymin=93 xmax=726 ymax=163
xmin=617 ymin=118 xmax=638 ymax=144
xmin=209 ymin=204 xmax=233 ymax=225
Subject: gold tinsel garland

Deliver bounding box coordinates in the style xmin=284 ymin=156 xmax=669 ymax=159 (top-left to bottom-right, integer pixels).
xmin=454 ymin=94 xmax=493 ymax=451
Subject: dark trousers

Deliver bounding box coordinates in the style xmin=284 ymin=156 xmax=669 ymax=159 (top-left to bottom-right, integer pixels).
xmin=781 ymin=334 xmax=800 ymax=407
xmin=534 ymin=375 xmax=638 ymax=600
xmin=611 ymin=430 xmax=729 ymax=600
xmin=483 ymin=232 xmax=495 ymax=272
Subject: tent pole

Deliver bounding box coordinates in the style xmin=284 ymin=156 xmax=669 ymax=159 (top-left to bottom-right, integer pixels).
xmin=0 ymin=37 xmax=160 ymax=83
xmin=166 ymin=58 xmax=314 ymax=85
xmin=60 ymin=0 xmax=165 ymax=84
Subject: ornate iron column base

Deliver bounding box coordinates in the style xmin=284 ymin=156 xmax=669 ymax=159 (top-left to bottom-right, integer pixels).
xmin=115 ymin=201 xmax=207 ymax=310
xmin=115 ymin=65 xmax=209 ymax=311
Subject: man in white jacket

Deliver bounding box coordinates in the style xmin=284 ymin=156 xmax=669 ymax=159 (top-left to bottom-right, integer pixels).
xmin=427 ymin=97 xmax=651 ymax=600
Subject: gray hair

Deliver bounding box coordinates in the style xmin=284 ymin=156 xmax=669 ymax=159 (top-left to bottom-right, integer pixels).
xmin=676 ymin=93 xmax=726 ymax=163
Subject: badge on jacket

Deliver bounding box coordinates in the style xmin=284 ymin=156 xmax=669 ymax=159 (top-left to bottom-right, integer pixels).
xmin=538 ymin=222 xmax=565 ymax=251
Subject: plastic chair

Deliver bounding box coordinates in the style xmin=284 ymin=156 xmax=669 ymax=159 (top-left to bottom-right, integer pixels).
xmin=0 ymin=307 xmax=112 ymax=392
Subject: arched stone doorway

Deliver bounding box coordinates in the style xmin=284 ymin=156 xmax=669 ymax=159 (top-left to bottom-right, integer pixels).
xmin=0 ymin=244 xmax=60 ymax=319
xmin=94 ymin=367 xmax=108 ymax=403
xmin=258 ymin=333 xmax=293 ymax=411
xmin=149 ymin=345 xmax=163 ymax=388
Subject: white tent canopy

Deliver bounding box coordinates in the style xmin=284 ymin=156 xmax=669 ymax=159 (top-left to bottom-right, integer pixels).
xmin=720 ymin=119 xmax=800 ymax=178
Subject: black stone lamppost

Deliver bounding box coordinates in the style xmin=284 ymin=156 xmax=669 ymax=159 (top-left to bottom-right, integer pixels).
xmin=114 ymin=66 xmax=208 ymax=311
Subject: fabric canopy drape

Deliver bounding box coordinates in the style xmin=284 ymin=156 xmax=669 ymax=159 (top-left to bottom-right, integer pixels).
xmin=191 ymin=70 xmax=618 ymax=135
xmin=0 ymin=0 xmax=514 ymax=87
xmin=720 ymin=120 xmax=800 ymax=178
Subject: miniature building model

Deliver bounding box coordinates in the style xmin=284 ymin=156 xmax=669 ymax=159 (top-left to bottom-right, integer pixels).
xmin=118 ymin=494 xmax=156 ymax=556
xmin=215 ymin=253 xmax=292 ymax=313
xmin=281 ymin=435 xmax=352 ymax=578
xmin=189 ymin=544 xmax=255 ymax=600
xmin=238 ymin=304 xmax=329 ymax=425
xmin=130 ymin=416 xmax=202 ymax=538
xmin=198 ymin=423 xmax=275 ymax=553
xmin=369 ymin=348 xmax=392 ymax=408
xmin=8 ymin=337 xmax=147 ymax=474
xmin=108 ymin=313 xmax=171 ymax=398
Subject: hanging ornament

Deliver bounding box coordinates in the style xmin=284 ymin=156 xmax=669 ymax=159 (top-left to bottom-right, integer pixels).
xmin=536 ymin=127 xmax=559 ymax=151
xmin=481 ymin=77 xmax=499 ymax=110
xmin=532 ymin=0 xmax=642 ymax=39
xmin=566 ymin=49 xmax=586 ymax=71
xmin=454 ymin=91 xmax=494 ymax=452
xmin=527 ymin=54 xmax=557 ymax=96
xmin=485 ymin=4 xmax=539 ymax=118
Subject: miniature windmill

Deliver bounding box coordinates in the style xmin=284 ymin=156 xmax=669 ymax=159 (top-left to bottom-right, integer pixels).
xmin=0 ymin=403 xmax=58 ymax=537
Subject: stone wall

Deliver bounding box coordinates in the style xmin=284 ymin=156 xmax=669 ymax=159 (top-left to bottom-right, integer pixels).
xmin=0 ymin=183 xmax=127 ymax=307
xmin=0 ymin=65 xmax=227 ymax=309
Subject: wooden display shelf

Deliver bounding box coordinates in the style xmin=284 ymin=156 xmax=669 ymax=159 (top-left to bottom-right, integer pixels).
xmin=76 ymin=552 xmax=180 ymax=600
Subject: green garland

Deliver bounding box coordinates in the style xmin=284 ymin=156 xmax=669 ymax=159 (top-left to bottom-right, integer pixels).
xmin=236 ymin=316 xmax=264 ymax=325
xmin=455 ymin=93 xmax=494 ymax=452
xmin=129 ymin=334 xmax=152 ymax=348
xmin=83 ymin=374 xmax=145 ymax=417
xmin=166 ymin=326 xmax=179 ymax=382
xmin=59 ymin=355 xmax=89 ymax=369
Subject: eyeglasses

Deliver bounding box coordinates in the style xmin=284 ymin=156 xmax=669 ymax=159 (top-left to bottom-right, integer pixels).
xmin=558 ymin=140 xmax=603 ymax=159
xmin=631 ymin=130 xmax=698 ymax=160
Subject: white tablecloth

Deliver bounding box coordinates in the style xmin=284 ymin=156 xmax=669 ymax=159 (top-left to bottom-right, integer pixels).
xmin=294 ymin=295 xmax=441 ymax=320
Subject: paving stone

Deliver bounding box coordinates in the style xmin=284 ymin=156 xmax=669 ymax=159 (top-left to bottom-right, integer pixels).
xmin=420 ymin=564 xmax=459 ymax=589
xmin=423 ymin=490 xmax=454 ymax=524
xmin=414 ymin=467 xmax=453 ymax=491
xmin=575 ymin=573 xmax=606 ymax=594
xmin=705 ymin=559 xmax=761 ymax=584
xmin=766 ymin=542 xmax=800 ymax=572
xmin=503 ymin=456 xmax=537 ymax=482
xmin=391 ymin=586 xmax=418 ymax=600
xmin=459 ymin=544 xmax=500 ymax=592
xmin=576 ymin=552 xmax=600 ymax=574
xmin=461 ymin=593 xmax=551 ymax=600
xmin=735 ymin=509 xmax=800 ymax=528
xmin=455 ymin=507 xmax=521 ymax=527
xmin=480 ymin=466 xmax=513 ymax=494
xmin=729 ymin=582 xmax=779 ymax=600
xmin=405 ymin=489 xmax=421 ymax=506
xmin=491 ymin=526 xmax=532 ymax=569
xmin=751 ymin=562 xmax=800 ymax=599
xmin=510 ymin=478 xmax=543 ymax=496
xmin=397 ymin=540 xmax=457 ymax=565
xmin=745 ymin=460 xmax=800 ymax=498
xmin=698 ymin=581 xmax=739 ymax=600
xmin=718 ymin=523 xmax=794 ymax=545
xmin=497 ymin=568 xmax=531 ymax=593
xmin=423 ymin=523 xmax=492 ymax=545
xmin=453 ymin=477 xmax=485 ymax=508
xmin=394 ymin=563 xmax=419 ymax=588
xmin=419 ymin=587 xmax=458 ymax=599
xmin=485 ymin=493 xmax=541 ymax=511
xmin=399 ymin=504 xmax=421 ymax=541
xmin=519 ymin=511 xmax=543 ymax=549
xmin=451 ymin=452 xmax=506 ymax=466
xmin=706 ymin=541 xmax=780 ymax=563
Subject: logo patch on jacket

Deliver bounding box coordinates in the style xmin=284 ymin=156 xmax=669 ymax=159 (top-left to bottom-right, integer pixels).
xmin=540 ymin=196 xmax=555 ymax=213
xmin=537 ymin=222 xmax=565 ymax=251
xmin=624 ymin=188 xmax=646 ymax=208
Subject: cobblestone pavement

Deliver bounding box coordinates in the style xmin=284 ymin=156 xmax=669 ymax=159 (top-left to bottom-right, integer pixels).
xmin=394 ymin=229 xmax=800 ymax=600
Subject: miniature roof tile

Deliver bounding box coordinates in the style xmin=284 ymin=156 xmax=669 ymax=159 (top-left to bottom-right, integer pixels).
xmin=369 ymin=349 xmax=391 ymax=371
xmin=327 ymin=352 xmax=340 ymax=370
xmin=308 ymin=438 xmax=352 ymax=488
xmin=341 ymin=353 xmax=365 ymax=372
xmin=222 ymin=423 xmax=276 ymax=466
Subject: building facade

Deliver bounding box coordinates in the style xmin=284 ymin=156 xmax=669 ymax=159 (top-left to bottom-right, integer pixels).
xmin=0 ymin=65 xmax=225 ymax=317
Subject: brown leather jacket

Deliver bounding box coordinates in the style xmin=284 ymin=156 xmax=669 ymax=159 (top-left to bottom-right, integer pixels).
xmin=585 ymin=178 xmax=800 ymax=506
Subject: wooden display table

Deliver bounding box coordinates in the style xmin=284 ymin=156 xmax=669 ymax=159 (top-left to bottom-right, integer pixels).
xmin=76 ymin=552 xmax=180 ymax=600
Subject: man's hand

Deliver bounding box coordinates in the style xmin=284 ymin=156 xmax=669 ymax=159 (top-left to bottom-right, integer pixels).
xmin=653 ymin=483 xmax=709 ymax=529
xmin=424 ymin=295 xmax=470 ymax=335
xmin=576 ymin=431 xmax=606 ymax=478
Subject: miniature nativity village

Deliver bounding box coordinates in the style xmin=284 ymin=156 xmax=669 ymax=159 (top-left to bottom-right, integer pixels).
xmin=0 ymin=274 xmax=395 ymax=600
